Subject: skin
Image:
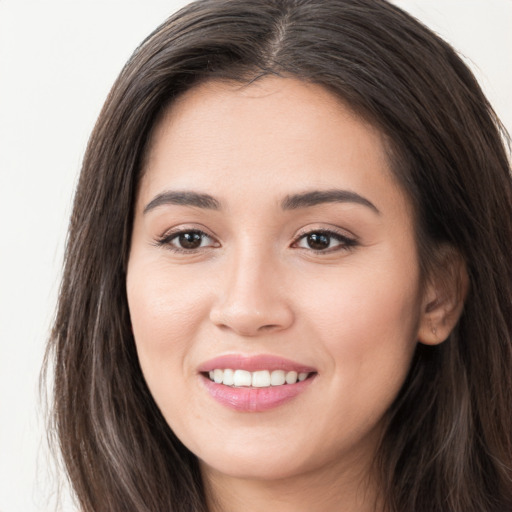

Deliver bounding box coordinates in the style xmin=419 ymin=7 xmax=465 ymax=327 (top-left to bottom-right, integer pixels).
xmin=126 ymin=77 xmax=446 ymax=511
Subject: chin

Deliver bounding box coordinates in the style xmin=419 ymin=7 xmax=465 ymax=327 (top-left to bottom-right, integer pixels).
xmin=199 ymin=453 xmax=311 ymax=482
xmin=192 ymin=430 xmax=337 ymax=483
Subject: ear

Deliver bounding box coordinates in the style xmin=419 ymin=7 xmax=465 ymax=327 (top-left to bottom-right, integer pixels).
xmin=418 ymin=246 xmax=469 ymax=345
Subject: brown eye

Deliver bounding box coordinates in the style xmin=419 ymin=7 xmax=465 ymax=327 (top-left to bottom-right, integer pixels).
xmin=295 ymin=230 xmax=357 ymax=252
xmin=177 ymin=231 xmax=203 ymax=249
xmin=158 ymin=229 xmax=217 ymax=252
xmin=306 ymin=233 xmax=331 ymax=250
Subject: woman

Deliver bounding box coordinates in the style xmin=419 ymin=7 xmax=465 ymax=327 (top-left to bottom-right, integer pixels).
xmin=45 ymin=0 xmax=512 ymax=510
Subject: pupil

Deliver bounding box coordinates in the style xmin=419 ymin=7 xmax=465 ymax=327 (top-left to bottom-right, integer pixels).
xmin=307 ymin=233 xmax=330 ymax=250
xmin=179 ymin=232 xmax=202 ymax=249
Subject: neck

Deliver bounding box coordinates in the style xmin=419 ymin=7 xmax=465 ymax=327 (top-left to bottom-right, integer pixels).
xmin=201 ymin=456 xmax=384 ymax=512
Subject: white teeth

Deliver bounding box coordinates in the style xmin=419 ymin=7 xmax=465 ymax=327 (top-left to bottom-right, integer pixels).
xmin=213 ymin=369 xmax=223 ymax=384
xmin=270 ymin=370 xmax=286 ymax=386
xmin=223 ymin=368 xmax=234 ymax=386
xmin=233 ymin=369 xmax=252 ymax=387
xmin=252 ymin=370 xmax=271 ymax=388
xmin=207 ymin=368 xmax=310 ymax=387
xmin=285 ymin=371 xmax=298 ymax=384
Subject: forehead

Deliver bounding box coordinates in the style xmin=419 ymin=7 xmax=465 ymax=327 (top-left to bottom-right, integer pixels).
xmin=139 ymin=77 xmax=409 ymax=218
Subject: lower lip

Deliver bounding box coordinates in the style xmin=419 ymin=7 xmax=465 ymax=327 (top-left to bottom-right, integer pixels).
xmin=200 ymin=374 xmax=315 ymax=412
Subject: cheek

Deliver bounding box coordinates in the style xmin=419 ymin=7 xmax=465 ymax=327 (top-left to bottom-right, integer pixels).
xmin=126 ymin=261 xmax=211 ymax=389
xmin=298 ymin=258 xmax=422 ymax=400
xmin=326 ymin=286 xmax=420 ymax=348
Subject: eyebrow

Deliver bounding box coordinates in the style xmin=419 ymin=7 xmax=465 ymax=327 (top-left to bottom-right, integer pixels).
xmin=143 ymin=190 xmax=221 ymax=214
xmin=143 ymin=188 xmax=379 ymax=215
xmin=281 ymin=189 xmax=380 ymax=214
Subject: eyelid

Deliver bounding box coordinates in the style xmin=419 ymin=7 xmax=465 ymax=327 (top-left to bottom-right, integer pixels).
xmin=291 ymin=226 xmax=359 ymax=252
xmin=153 ymin=223 xmax=358 ymax=254
xmin=155 ymin=224 xmax=220 ymax=251
xmin=293 ymin=224 xmax=357 ymax=241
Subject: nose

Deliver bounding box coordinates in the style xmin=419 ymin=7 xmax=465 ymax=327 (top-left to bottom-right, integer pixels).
xmin=209 ymin=250 xmax=294 ymax=337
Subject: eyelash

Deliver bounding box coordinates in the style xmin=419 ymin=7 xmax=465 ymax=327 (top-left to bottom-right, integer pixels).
xmin=155 ymin=228 xmax=216 ymax=253
xmin=155 ymin=228 xmax=358 ymax=254
xmin=293 ymin=229 xmax=358 ymax=253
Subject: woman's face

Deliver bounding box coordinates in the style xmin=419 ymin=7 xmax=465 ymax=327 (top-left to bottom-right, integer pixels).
xmin=127 ymin=78 xmax=428 ymax=483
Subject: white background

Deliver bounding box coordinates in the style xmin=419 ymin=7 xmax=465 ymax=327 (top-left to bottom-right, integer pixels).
xmin=0 ymin=1 xmax=511 ymax=511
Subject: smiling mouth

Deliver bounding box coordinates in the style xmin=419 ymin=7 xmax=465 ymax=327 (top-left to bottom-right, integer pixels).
xmin=204 ymin=369 xmax=315 ymax=387
xmin=200 ymin=358 xmax=317 ymax=411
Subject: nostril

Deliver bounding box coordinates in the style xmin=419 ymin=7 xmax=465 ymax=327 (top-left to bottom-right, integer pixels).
xmin=258 ymin=324 xmax=280 ymax=332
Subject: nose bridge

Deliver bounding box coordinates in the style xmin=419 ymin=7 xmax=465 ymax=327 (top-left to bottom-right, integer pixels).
xmin=210 ymin=239 xmax=294 ymax=336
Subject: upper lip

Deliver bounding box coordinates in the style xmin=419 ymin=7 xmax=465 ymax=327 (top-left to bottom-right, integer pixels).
xmin=198 ymin=354 xmax=317 ymax=373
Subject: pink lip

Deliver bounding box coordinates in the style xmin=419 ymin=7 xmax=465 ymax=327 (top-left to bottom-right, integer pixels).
xmin=198 ymin=354 xmax=317 ymax=412
xmin=197 ymin=354 xmax=316 ymax=373
xmin=200 ymin=376 xmax=315 ymax=412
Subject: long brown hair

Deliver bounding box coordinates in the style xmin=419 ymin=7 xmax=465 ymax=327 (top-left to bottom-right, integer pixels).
xmin=44 ymin=1 xmax=512 ymax=510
